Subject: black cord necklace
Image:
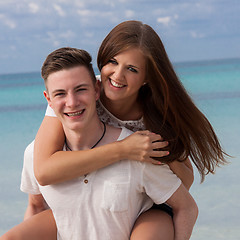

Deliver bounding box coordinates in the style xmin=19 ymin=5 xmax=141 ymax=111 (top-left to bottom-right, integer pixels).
xmin=65 ymin=121 xmax=106 ymax=151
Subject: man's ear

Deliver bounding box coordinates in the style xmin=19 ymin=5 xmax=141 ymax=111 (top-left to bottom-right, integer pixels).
xmin=43 ymin=90 xmax=52 ymax=107
xmin=95 ymin=80 xmax=101 ymax=101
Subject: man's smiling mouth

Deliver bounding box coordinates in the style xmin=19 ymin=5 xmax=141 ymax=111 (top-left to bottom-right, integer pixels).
xmin=65 ymin=110 xmax=84 ymax=117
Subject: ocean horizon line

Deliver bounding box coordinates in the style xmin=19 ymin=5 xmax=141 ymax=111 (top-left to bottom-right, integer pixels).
xmin=1 ymin=90 xmax=240 ymax=113
xmin=0 ymin=57 xmax=239 ymax=77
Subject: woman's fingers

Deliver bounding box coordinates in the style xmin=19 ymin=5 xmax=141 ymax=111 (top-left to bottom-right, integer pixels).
xmin=152 ymin=140 xmax=168 ymax=150
xmin=142 ymin=132 xmax=170 ymax=164
xmin=150 ymin=149 xmax=169 ymax=157
xmin=124 ymin=130 xmax=170 ymax=164
xmin=149 ymin=159 xmax=165 ymax=165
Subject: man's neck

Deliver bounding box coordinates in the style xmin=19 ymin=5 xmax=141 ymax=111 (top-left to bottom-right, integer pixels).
xmin=64 ymin=119 xmax=104 ymax=151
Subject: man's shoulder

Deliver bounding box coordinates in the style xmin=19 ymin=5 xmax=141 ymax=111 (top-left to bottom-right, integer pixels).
xmin=117 ymin=127 xmax=133 ymax=140
xmin=105 ymin=125 xmax=133 ymax=143
xmin=24 ymin=140 xmax=35 ymax=158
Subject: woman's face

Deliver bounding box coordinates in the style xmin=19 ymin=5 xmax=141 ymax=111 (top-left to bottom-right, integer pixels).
xmin=100 ymin=48 xmax=146 ymax=104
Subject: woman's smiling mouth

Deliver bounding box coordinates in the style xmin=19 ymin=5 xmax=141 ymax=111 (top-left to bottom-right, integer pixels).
xmin=109 ymin=79 xmax=126 ymax=88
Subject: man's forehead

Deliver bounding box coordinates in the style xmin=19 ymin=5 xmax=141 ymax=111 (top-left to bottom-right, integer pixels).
xmin=47 ymin=67 xmax=94 ymax=91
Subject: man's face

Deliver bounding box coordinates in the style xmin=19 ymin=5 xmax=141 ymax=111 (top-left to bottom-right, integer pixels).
xmin=44 ymin=66 xmax=100 ymax=132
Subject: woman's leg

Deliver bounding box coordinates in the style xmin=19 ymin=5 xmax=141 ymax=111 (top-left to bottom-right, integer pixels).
xmin=130 ymin=209 xmax=174 ymax=240
xmin=0 ymin=209 xmax=57 ymax=240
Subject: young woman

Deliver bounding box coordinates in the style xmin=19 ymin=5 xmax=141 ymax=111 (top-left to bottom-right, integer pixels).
xmin=1 ymin=20 xmax=227 ymax=240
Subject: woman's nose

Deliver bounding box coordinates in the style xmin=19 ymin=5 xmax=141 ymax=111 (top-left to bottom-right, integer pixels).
xmin=112 ymin=66 xmax=124 ymax=81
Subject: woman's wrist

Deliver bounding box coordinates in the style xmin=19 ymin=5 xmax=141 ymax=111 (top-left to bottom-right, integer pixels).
xmin=114 ymin=139 xmax=130 ymax=160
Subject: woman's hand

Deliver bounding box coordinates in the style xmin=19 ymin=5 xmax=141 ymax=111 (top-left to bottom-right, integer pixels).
xmin=119 ymin=130 xmax=169 ymax=165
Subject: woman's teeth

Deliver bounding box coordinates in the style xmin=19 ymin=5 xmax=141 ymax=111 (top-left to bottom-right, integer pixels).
xmin=110 ymin=79 xmax=125 ymax=88
xmin=67 ymin=110 xmax=83 ymax=117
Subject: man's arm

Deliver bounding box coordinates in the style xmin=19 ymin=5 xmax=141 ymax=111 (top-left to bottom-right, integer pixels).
xmin=166 ymin=184 xmax=198 ymax=240
xmin=24 ymin=194 xmax=48 ymax=220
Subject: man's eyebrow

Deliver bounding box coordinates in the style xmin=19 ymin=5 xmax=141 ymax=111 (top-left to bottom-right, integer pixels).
xmin=51 ymin=83 xmax=91 ymax=94
xmin=52 ymin=89 xmax=65 ymax=95
xmin=74 ymin=83 xmax=90 ymax=90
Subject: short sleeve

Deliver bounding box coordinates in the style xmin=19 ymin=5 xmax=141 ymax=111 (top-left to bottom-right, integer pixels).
xmin=20 ymin=141 xmax=41 ymax=195
xmin=45 ymin=105 xmax=56 ymax=117
xmin=142 ymin=163 xmax=181 ymax=204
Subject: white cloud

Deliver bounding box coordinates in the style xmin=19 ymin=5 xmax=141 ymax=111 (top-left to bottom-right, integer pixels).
xmin=195 ymin=2 xmax=213 ymax=14
xmin=46 ymin=30 xmax=75 ymax=47
xmin=76 ymin=8 xmax=119 ymax=25
xmin=53 ymin=4 xmax=66 ymax=17
xmin=102 ymin=0 xmax=115 ymax=7
xmin=10 ymin=45 xmax=16 ymax=51
xmin=59 ymin=30 xmax=75 ymax=40
xmin=190 ymin=31 xmax=205 ymax=39
xmin=47 ymin=32 xmax=60 ymax=47
xmin=74 ymin=1 xmax=85 ymax=8
xmin=125 ymin=10 xmax=135 ymax=18
xmin=0 ymin=0 xmax=239 ymax=74
xmin=0 ymin=14 xmax=16 ymax=29
xmin=84 ymin=31 xmax=94 ymax=38
xmin=28 ymin=2 xmax=39 ymax=14
xmin=156 ymin=13 xmax=178 ymax=27
xmin=157 ymin=16 xmax=171 ymax=26
xmin=77 ymin=9 xmax=91 ymax=17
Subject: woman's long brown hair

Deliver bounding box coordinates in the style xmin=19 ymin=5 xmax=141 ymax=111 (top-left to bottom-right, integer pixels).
xmin=97 ymin=20 xmax=228 ymax=182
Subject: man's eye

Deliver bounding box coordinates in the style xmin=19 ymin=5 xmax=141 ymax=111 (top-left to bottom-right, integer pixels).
xmin=77 ymin=88 xmax=87 ymax=92
xmin=54 ymin=92 xmax=65 ymax=97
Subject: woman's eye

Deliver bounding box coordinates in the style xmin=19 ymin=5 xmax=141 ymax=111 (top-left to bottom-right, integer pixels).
xmin=128 ymin=67 xmax=138 ymax=73
xmin=108 ymin=59 xmax=117 ymax=65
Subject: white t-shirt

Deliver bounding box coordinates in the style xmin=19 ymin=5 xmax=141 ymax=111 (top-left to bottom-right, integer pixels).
xmin=21 ymin=127 xmax=181 ymax=240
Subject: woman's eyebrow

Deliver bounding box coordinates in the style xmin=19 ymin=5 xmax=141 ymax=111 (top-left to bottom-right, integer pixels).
xmin=128 ymin=64 xmax=139 ymax=69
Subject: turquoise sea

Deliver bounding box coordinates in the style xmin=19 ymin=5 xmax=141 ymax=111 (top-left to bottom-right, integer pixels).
xmin=0 ymin=59 xmax=240 ymax=239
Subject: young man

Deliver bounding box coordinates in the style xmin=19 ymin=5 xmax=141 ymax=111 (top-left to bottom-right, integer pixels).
xmin=1 ymin=47 xmax=198 ymax=240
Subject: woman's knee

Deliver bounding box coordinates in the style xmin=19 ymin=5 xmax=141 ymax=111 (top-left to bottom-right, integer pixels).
xmin=130 ymin=209 xmax=174 ymax=240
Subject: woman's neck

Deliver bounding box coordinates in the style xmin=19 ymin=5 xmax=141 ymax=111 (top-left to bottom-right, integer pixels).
xmin=100 ymin=92 xmax=143 ymax=121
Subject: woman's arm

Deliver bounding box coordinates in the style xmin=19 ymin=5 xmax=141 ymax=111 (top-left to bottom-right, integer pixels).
xmin=34 ymin=116 xmax=169 ymax=186
xmin=168 ymin=158 xmax=194 ymax=190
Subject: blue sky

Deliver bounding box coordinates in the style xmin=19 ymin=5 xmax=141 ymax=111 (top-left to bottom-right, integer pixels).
xmin=0 ymin=0 xmax=239 ymax=74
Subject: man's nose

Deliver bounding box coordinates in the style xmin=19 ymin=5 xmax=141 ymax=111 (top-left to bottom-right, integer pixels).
xmin=66 ymin=93 xmax=77 ymax=107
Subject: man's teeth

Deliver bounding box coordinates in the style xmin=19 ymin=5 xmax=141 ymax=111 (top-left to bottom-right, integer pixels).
xmin=67 ymin=110 xmax=83 ymax=117
xmin=110 ymin=79 xmax=125 ymax=88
